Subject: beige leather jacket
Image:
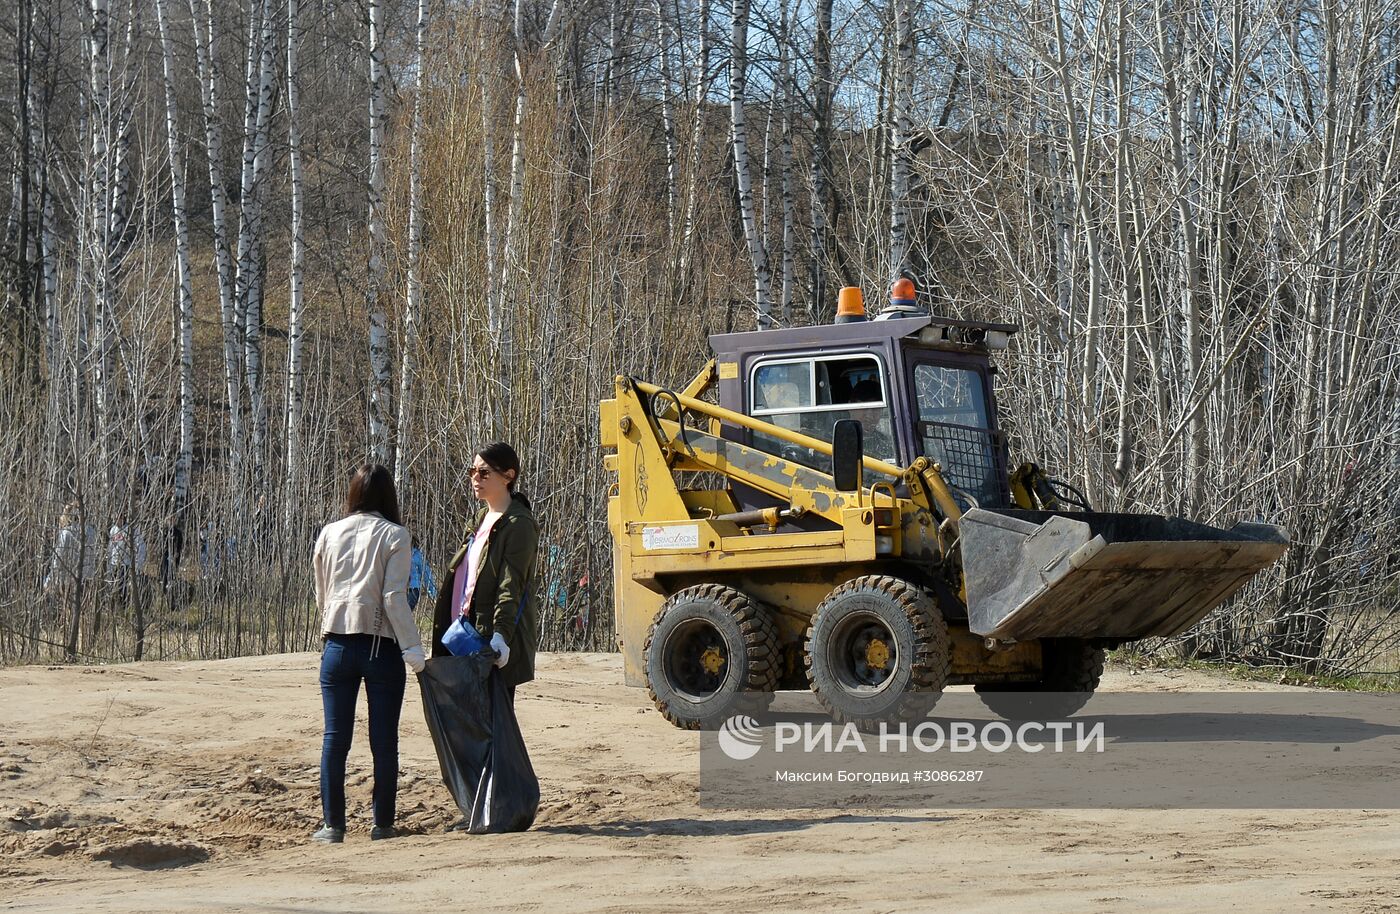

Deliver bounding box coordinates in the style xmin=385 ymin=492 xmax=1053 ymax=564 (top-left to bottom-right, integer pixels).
xmin=313 ymin=512 xmax=422 ymax=653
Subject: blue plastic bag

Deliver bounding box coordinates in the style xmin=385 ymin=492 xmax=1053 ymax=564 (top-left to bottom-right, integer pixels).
xmin=441 ymin=615 xmax=489 ymax=656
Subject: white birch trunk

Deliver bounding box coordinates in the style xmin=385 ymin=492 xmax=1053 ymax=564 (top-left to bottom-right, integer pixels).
xmin=888 ymin=0 xmax=914 ymax=285
xmin=3 ymin=169 xmax=18 ymax=247
xmin=285 ymin=0 xmax=306 ymax=523
xmin=1111 ymin=4 xmax=1138 ymax=490
xmin=366 ymin=0 xmax=393 ymax=462
xmin=187 ymin=0 xmax=243 ymax=472
xmin=656 ymin=0 xmax=679 ymax=242
xmin=760 ymin=72 xmax=774 ymax=265
xmin=103 ymin=10 xmax=139 ymax=277
xmin=88 ymin=0 xmax=113 ymax=476
xmin=485 ymin=0 xmax=560 ymax=391
xmin=154 ymin=0 xmax=196 ymax=523
xmin=236 ymin=0 xmax=276 ymax=474
xmin=729 ymin=0 xmax=773 ymax=325
xmin=809 ymin=0 xmax=833 ymax=318
xmin=497 ymin=0 xmax=528 ymax=378
xmin=1153 ymin=5 xmax=1205 ymax=512
xmin=678 ymin=0 xmax=711 ymax=284
xmin=34 ymin=70 xmax=58 ymax=379
xmin=394 ymin=0 xmax=429 ymax=490
xmin=480 ymin=9 xmax=499 ymax=335
xmin=1051 ymin=0 xmax=1104 ymax=459
xmin=606 ymin=2 xmax=621 ymax=105
xmin=777 ymin=0 xmax=794 ymax=321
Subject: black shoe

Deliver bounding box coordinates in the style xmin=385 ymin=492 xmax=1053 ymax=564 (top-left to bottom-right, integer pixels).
xmin=312 ymin=825 xmax=345 ymax=844
xmin=370 ymin=826 xmax=397 ymax=841
xmin=444 ymin=817 xmax=469 ymax=833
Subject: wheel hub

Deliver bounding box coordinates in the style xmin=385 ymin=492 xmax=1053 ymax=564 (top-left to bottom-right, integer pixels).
xmin=699 ymin=645 xmax=726 ymax=675
xmin=864 ymin=638 xmax=890 ymax=671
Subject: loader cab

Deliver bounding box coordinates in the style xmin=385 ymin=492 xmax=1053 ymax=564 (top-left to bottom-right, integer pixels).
xmin=711 ymin=301 xmax=1018 ymax=511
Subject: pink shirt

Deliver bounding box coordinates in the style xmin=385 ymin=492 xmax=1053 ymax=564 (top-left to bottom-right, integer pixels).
xmin=452 ymin=512 xmax=502 ymax=623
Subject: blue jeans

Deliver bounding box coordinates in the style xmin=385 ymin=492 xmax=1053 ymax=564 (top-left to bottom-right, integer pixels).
xmin=320 ymin=633 xmax=406 ymax=829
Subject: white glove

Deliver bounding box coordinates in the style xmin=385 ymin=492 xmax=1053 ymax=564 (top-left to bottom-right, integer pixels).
xmin=489 ymin=632 xmax=510 ymax=668
xmin=402 ymin=644 xmax=426 ymax=673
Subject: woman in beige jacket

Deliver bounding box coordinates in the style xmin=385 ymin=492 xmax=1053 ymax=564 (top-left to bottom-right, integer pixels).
xmin=311 ymin=464 xmax=425 ymax=844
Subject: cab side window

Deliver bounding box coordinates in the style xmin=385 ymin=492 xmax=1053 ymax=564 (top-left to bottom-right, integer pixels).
xmin=750 ymin=355 xmax=897 ymax=467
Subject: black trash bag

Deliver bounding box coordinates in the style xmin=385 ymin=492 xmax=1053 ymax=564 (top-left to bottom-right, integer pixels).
xmin=418 ymin=651 xmax=539 ymax=833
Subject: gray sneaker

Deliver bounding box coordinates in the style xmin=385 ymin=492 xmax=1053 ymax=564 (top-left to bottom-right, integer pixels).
xmin=370 ymin=826 xmax=397 ymax=841
xmin=312 ymin=825 xmax=345 ymax=844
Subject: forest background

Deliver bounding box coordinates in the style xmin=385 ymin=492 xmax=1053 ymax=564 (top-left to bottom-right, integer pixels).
xmin=1 ymin=0 xmax=1396 ymax=678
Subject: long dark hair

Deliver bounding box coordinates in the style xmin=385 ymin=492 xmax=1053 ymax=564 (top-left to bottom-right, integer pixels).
xmin=346 ymin=463 xmax=402 ymax=526
xmin=475 ymin=442 xmax=529 ymax=505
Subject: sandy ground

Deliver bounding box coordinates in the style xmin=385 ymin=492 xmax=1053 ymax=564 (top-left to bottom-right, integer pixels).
xmin=1 ymin=652 xmax=1396 ymax=914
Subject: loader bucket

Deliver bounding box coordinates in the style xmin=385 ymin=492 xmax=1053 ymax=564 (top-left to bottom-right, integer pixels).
xmin=960 ymin=508 xmax=1289 ymax=642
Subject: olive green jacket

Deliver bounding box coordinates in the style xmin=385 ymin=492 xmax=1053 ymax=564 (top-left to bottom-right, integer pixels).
xmin=431 ymin=493 xmax=540 ymax=687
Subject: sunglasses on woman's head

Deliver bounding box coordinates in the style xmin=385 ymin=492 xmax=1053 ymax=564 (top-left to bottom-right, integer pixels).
xmin=469 ymin=466 xmax=494 ymax=480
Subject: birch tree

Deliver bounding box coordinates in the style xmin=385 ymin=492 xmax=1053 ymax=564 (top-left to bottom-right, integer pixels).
xmin=87 ymin=0 xmax=114 ymax=478
xmin=235 ymin=0 xmax=277 ymax=475
xmin=677 ymin=0 xmax=712 ymax=288
xmin=729 ymin=0 xmax=772 ymax=325
xmin=656 ymin=0 xmax=679 ymax=242
xmin=1049 ymin=0 xmax=1106 ymax=489
xmin=888 ymin=0 xmax=915 ymax=286
xmin=394 ymin=0 xmax=429 ymax=490
xmin=495 ymin=0 xmax=528 ymax=380
xmin=153 ymin=0 xmax=196 ymax=574
xmin=285 ymin=0 xmax=306 ymax=523
xmin=188 ymin=0 xmax=243 ymax=472
xmin=776 ymin=0 xmax=795 ymax=321
xmin=366 ymin=0 xmax=392 ymax=462
xmin=1152 ymin=2 xmax=1206 ymax=513
xmin=495 ymin=0 xmax=562 ymax=401
xmin=809 ymin=0 xmax=833 ymax=318
xmin=479 ymin=7 xmax=500 ymax=380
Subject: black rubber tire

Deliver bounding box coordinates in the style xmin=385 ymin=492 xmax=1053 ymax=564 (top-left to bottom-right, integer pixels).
xmin=644 ymin=584 xmax=779 ymax=730
xmin=974 ymin=639 xmax=1105 ymax=720
xmin=804 ymin=575 xmax=950 ymax=728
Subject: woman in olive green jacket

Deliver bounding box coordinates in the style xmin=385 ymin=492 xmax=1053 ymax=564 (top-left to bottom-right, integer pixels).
xmin=431 ymin=443 xmax=540 ymax=696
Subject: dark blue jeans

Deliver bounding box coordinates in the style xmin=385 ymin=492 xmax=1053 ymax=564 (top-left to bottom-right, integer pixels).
xmin=320 ymin=632 xmax=406 ymax=830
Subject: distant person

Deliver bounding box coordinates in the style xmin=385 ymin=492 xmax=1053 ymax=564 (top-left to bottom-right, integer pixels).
xmin=407 ymin=535 xmax=437 ymax=612
xmin=158 ymin=514 xmax=184 ymax=591
xmin=44 ymin=501 xmax=99 ymax=595
xmin=106 ymin=514 xmax=148 ymax=599
xmin=198 ymin=520 xmax=221 ymax=577
xmin=311 ymin=464 xmax=426 ymax=845
xmin=432 ymin=442 xmax=540 ymax=707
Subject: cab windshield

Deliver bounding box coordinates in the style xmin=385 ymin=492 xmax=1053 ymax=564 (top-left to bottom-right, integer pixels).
xmin=911 ymin=361 xmax=1001 ymax=507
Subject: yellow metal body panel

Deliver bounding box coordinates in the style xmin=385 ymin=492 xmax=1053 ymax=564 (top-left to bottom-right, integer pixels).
xmin=611 ymin=495 xmax=668 ymax=687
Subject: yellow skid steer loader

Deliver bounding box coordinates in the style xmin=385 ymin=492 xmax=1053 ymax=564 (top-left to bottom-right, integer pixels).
xmin=599 ymin=284 xmax=1288 ymax=728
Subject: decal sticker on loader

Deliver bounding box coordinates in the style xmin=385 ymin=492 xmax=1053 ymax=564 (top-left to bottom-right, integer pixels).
xmin=642 ymin=524 xmax=701 ymax=551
